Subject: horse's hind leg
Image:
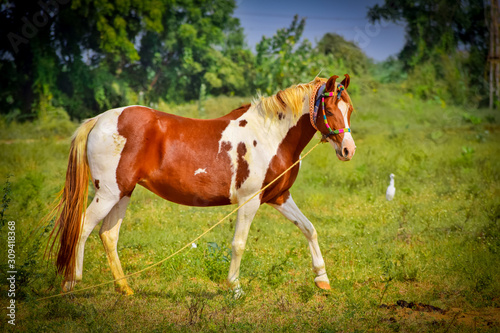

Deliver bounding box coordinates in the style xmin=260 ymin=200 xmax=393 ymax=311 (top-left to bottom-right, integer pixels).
xmin=269 ymin=193 xmax=331 ymax=290
xmin=99 ymin=196 xmax=133 ymax=295
xmin=62 ymin=194 xmax=119 ymax=292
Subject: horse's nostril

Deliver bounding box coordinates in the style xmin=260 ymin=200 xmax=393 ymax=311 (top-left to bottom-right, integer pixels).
xmin=343 ymin=147 xmax=349 ymax=157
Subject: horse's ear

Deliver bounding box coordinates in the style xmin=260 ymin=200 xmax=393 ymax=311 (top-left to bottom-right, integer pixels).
xmin=325 ymin=75 xmax=339 ymax=92
xmin=341 ymin=74 xmax=350 ymax=89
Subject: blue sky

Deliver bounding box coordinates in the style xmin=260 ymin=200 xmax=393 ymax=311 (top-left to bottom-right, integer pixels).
xmin=233 ymin=0 xmax=406 ymax=62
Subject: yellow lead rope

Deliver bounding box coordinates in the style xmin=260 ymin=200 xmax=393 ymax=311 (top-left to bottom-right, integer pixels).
xmin=35 ymin=140 xmax=322 ymax=302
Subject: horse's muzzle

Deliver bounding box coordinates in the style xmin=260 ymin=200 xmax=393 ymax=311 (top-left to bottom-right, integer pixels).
xmin=332 ymin=136 xmax=356 ymax=161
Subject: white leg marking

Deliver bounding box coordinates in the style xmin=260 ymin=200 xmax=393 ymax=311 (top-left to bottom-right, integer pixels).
xmin=228 ymin=197 xmax=261 ymax=295
xmin=269 ymin=196 xmax=329 ymax=285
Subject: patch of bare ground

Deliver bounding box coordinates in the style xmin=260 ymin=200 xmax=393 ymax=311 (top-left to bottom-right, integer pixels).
xmin=380 ymin=300 xmax=500 ymax=330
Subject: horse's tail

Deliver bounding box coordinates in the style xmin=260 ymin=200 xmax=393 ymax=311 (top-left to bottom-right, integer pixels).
xmin=47 ymin=117 xmax=98 ymax=282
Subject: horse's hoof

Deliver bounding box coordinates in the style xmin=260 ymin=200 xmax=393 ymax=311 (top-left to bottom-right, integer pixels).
xmin=123 ymin=288 xmax=134 ymax=296
xmin=61 ymin=280 xmax=76 ymax=293
xmin=116 ymin=285 xmax=134 ymax=296
xmin=315 ymin=281 xmax=331 ymax=290
xmin=233 ymin=286 xmax=245 ymax=299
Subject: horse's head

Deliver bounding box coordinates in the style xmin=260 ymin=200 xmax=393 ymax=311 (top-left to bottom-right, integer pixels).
xmin=314 ymin=74 xmax=356 ymax=161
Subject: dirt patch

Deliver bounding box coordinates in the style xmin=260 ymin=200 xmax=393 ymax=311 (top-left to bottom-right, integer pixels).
xmin=380 ymin=300 xmax=446 ymax=314
xmin=380 ymin=300 xmax=500 ymax=330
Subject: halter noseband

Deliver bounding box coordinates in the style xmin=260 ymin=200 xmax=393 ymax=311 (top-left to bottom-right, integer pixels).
xmin=310 ymin=83 xmax=351 ymax=142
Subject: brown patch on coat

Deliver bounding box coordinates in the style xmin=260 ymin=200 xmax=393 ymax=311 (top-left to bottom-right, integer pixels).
xmin=235 ymin=142 xmax=249 ymax=189
xmin=261 ymin=114 xmax=317 ymax=204
xmin=253 ymin=140 xmax=257 ymax=147
xmin=94 ymin=179 xmax=100 ymax=189
xmin=220 ymin=141 xmax=232 ymax=152
xmin=116 ymin=104 xmax=250 ymax=206
xmin=271 ymin=191 xmax=290 ymax=206
xmin=239 ymin=119 xmax=247 ymax=127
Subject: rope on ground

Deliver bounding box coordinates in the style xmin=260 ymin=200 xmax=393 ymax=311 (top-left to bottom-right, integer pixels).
xmin=35 ymin=140 xmax=323 ymax=301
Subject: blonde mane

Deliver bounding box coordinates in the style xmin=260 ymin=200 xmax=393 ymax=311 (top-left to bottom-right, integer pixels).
xmin=252 ymin=77 xmax=354 ymax=122
xmin=253 ymin=77 xmax=325 ymax=119
xmin=252 ymin=77 xmax=328 ymax=120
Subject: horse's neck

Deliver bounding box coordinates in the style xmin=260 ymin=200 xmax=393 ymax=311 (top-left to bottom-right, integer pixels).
xmin=249 ymin=99 xmax=317 ymax=156
xmin=288 ymin=113 xmax=318 ymax=156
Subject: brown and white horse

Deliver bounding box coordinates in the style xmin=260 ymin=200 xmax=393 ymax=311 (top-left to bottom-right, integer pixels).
xmin=50 ymin=75 xmax=356 ymax=295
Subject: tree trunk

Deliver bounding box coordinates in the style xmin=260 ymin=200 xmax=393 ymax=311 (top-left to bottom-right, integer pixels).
xmin=489 ymin=0 xmax=500 ymax=109
xmin=496 ymin=0 xmax=500 ymax=106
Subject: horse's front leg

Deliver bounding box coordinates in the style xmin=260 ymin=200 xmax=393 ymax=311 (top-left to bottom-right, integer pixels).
xmin=269 ymin=192 xmax=331 ymax=290
xmin=228 ymin=197 xmax=260 ymax=296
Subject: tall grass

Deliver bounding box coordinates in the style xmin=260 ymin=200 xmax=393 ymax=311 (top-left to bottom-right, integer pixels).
xmin=0 ymin=86 xmax=498 ymax=332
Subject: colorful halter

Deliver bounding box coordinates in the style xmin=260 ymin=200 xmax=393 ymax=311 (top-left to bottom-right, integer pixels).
xmin=310 ymin=82 xmax=351 ymax=142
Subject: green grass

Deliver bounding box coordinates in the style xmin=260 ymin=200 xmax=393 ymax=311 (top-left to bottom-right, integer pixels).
xmin=0 ymin=89 xmax=499 ymax=332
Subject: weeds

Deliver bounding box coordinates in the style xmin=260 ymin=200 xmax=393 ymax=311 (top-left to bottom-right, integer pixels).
xmin=263 ymin=248 xmax=296 ymax=287
xmin=462 ymin=112 xmax=482 ymax=125
xmin=186 ymin=294 xmax=207 ymax=325
xmin=0 ymin=175 xmax=11 ymax=229
xmin=297 ymin=284 xmax=316 ymax=303
xmin=204 ymin=242 xmax=231 ymax=283
xmin=0 ymin=175 xmax=54 ymax=300
xmin=377 ymin=249 xmax=418 ymax=283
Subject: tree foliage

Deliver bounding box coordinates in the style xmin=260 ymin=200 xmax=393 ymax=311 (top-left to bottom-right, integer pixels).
xmin=317 ymin=33 xmax=371 ymax=75
xmin=252 ymin=15 xmax=369 ymax=96
xmin=368 ymin=0 xmax=490 ymax=105
xmin=0 ymin=0 xmax=251 ymax=119
xmin=0 ymin=0 xmax=492 ymax=120
xmin=253 ymin=15 xmax=309 ymax=94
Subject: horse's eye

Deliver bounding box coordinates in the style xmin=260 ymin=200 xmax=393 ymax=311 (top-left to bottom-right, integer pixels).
xmin=325 ymin=110 xmax=334 ymax=116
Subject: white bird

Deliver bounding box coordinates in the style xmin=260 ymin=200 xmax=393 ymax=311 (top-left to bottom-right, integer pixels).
xmin=386 ymin=173 xmax=396 ymax=201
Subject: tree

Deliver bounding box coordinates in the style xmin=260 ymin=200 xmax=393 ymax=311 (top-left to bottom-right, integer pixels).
xmin=0 ymin=0 xmax=249 ymax=119
xmin=253 ymin=15 xmax=312 ymax=94
xmin=252 ymin=16 xmax=370 ymax=97
xmin=367 ymin=0 xmax=490 ymax=105
xmin=367 ymin=0 xmax=488 ymax=68
xmin=487 ymin=0 xmax=499 ymax=108
xmin=1 ymin=0 xmax=167 ymax=118
xmin=136 ymin=0 xmax=252 ymax=103
xmin=316 ymin=33 xmax=371 ymax=75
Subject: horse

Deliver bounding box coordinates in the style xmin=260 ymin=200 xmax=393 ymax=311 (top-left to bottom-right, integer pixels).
xmin=49 ymin=74 xmax=356 ymax=296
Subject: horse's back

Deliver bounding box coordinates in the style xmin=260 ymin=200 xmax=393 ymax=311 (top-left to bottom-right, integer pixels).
xmin=88 ymin=105 xmax=245 ymax=205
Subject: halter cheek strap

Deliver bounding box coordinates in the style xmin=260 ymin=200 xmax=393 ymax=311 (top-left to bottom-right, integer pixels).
xmin=311 ymin=84 xmax=326 ymax=132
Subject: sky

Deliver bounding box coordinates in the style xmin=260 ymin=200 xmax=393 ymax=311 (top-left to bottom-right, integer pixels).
xmin=233 ymin=0 xmax=407 ymax=62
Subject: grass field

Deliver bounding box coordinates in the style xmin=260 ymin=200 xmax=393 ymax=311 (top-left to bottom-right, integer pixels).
xmin=0 ymin=87 xmax=499 ymax=332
